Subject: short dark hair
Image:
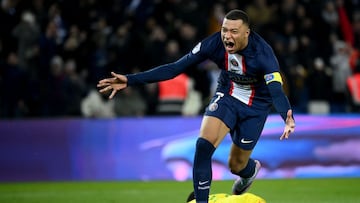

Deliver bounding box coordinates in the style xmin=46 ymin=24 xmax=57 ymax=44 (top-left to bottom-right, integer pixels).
xmin=224 ymin=9 xmax=250 ymax=26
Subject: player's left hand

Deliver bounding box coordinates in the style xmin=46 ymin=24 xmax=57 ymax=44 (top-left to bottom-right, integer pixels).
xmin=280 ymin=109 xmax=295 ymax=140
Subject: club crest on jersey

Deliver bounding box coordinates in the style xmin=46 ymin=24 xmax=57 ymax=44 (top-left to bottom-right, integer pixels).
xmin=208 ymin=102 xmax=218 ymax=112
xmin=230 ymin=59 xmax=239 ymax=67
xmin=192 ymin=42 xmax=201 ymax=54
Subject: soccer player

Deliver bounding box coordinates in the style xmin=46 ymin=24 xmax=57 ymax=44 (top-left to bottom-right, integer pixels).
xmin=97 ymin=9 xmax=295 ymax=203
xmin=186 ymin=191 xmax=266 ymax=203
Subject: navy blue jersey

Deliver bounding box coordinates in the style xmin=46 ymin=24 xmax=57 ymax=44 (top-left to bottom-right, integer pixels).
xmin=127 ymin=31 xmax=291 ymax=121
xmin=192 ymin=31 xmax=281 ymax=110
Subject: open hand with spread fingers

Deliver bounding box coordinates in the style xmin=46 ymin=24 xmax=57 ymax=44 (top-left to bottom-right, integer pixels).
xmin=280 ymin=109 xmax=295 ymax=140
xmin=97 ymin=72 xmax=128 ymax=99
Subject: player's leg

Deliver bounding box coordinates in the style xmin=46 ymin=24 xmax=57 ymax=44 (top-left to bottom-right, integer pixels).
xmin=192 ymin=116 xmax=230 ymax=203
xmin=229 ymin=112 xmax=268 ymax=194
xmin=193 ymin=92 xmax=236 ymax=203
xmin=229 ymin=144 xmax=261 ymax=194
xmin=228 ymin=145 xmax=253 ymax=175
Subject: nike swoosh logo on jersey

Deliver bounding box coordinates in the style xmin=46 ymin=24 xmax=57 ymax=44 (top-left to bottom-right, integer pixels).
xmin=199 ymin=180 xmax=209 ymax=185
xmin=240 ymin=138 xmax=254 ymax=144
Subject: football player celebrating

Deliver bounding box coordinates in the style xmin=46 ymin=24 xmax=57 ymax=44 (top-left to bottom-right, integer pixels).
xmin=98 ymin=9 xmax=295 ymax=203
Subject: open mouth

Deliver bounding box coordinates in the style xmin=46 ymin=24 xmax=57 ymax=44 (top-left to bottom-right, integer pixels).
xmin=224 ymin=41 xmax=235 ymax=49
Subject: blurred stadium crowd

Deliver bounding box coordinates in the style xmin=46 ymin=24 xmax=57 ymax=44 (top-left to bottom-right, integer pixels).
xmin=1 ymin=0 xmax=360 ymax=119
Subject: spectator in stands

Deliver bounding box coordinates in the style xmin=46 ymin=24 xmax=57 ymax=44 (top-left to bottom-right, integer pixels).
xmin=62 ymin=59 xmax=87 ymax=116
xmin=156 ymin=73 xmax=190 ymax=115
xmin=114 ymin=86 xmax=147 ymax=117
xmin=307 ymin=57 xmax=332 ymax=114
xmin=329 ymin=40 xmax=352 ymax=112
xmin=81 ymin=88 xmax=116 ymax=118
xmin=12 ymin=11 xmax=40 ymax=74
xmin=347 ymin=46 xmax=360 ymax=111
xmin=244 ymin=0 xmax=277 ymax=33
xmin=0 ymin=52 xmax=28 ymax=117
xmin=43 ymin=55 xmax=67 ymax=117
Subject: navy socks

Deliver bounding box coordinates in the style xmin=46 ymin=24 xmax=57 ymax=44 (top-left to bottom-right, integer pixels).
xmin=193 ymin=137 xmax=216 ymax=203
xmin=235 ymin=158 xmax=256 ymax=178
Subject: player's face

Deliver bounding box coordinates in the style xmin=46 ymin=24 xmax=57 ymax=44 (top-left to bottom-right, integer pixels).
xmin=221 ymin=18 xmax=250 ymax=54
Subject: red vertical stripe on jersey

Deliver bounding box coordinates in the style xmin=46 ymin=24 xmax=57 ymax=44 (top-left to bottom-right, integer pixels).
xmin=225 ymin=52 xmax=234 ymax=94
xmin=241 ymin=55 xmax=246 ymax=73
xmin=242 ymin=56 xmax=255 ymax=106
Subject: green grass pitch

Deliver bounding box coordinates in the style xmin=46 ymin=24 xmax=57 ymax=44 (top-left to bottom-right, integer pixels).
xmin=0 ymin=178 xmax=359 ymax=203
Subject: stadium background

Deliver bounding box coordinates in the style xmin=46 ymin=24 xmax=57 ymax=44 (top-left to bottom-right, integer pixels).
xmin=1 ymin=0 xmax=360 ymax=118
xmin=0 ymin=0 xmax=360 ymax=202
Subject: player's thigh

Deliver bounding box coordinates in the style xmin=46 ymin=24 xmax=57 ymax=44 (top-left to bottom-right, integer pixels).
xmin=232 ymin=113 xmax=268 ymax=151
xmin=202 ymin=92 xmax=235 ymax=147
xmin=200 ymin=115 xmax=230 ymax=147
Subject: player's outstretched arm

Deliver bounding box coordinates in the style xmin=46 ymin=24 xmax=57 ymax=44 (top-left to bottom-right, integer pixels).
xmin=280 ymin=109 xmax=295 ymax=140
xmin=97 ymin=71 xmax=128 ymax=99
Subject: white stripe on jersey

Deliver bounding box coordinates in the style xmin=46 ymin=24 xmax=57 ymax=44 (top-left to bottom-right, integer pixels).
xmin=227 ymin=53 xmax=254 ymax=105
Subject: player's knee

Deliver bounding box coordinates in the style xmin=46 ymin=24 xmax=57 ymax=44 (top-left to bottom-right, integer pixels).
xmin=195 ymin=137 xmax=216 ymax=159
xmin=228 ymin=156 xmax=247 ymax=174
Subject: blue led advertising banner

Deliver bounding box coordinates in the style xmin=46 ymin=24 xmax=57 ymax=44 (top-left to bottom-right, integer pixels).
xmin=0 ymin=114 xmax=360 ymax=182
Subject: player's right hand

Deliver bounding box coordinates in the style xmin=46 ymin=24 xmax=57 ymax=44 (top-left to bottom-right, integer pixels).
xmin=97 ymin=72 xmax=128 ymax=99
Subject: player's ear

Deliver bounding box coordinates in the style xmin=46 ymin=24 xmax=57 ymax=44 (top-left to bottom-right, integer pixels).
xmin=246 ymin=28 xmax=250 ymax=36
xmin=186 ymin=191 xmax=195 ymax=202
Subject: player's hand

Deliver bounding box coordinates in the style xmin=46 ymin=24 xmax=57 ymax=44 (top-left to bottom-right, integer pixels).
xmin=280 ymin=109 xmax=295 ymax=140
xmin=97 ymin=72 xmax=128 ymax=99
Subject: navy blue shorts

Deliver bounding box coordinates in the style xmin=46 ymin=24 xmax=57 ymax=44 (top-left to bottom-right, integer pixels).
xmin=204 ymin=92 xmax=270 ymax=150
